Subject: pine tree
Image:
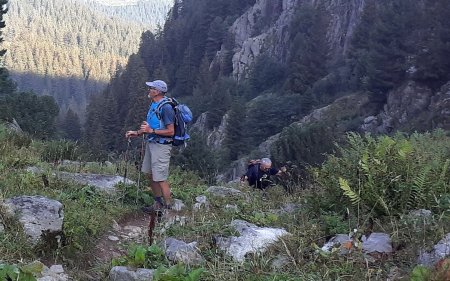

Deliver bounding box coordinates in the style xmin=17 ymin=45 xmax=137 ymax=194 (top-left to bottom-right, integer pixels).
xmin=223 ymin=99 xmax=247 ymax=161
xmin=0 ymin=0 xmax=6 ymax=59
xmin=139 ymin=31 xmax=163 ymax=78
xmin=192 ymin=56 xmax=214 ymax=114
xmin=0 ymin=0 xmax=15 ymax=95
xmin=205 ymin=16 xmax=226 ymax=61
xmin=414 ymin=0 xmax=450 ymax=88
xmin=175 ymin=40 xmax=197 ymax=95
xmin=284 ymin=4 xmax=329 ymax=94
xmin=206 ymin=78 xmax=233 ymax=129
xmin=123 ymin=55 xmax=151 ymax=139
xmin=61 ymin=108 xmax=81 ymax=141
xmin=2 ymin=92 xmax=59 ymax=138
xmin=248 ymin=54 xmax=286 ymax=98
xmin=348 ymin=0 xmax=418 ymax=98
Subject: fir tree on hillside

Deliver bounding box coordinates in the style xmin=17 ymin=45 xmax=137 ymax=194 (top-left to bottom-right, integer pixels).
xmin=0 ymin=0 xmax=14 ymax=95
xmin=414 ymin=0 xmax=450 ymax=89
xmin=348 ymin=0 xmax=419 ymax=99
xmin=61 ymin=108 xmax=82 ymax=141
xmin=284 ymin=3 xmax=329 ymax=95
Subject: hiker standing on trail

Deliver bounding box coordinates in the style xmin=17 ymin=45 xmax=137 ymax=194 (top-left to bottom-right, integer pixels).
xmin=125 ymin=80 xmax=175 ymax=212
xmin=241 ymin=158 xmax=286 ymax=190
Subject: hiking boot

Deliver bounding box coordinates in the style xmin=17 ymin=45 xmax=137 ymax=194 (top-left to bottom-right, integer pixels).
xmin=141 ymin=201 xmax=163 ymax=214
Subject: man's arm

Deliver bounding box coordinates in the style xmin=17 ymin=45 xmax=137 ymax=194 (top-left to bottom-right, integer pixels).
xmin=159 ymin=104 xmax=175 ymax=136
xmin=271 ymin=166 xmax=287 ymax=176
xmin=139 ymin=104 xmax=175 ymax=136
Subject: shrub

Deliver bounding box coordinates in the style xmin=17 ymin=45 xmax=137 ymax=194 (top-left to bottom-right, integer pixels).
xmin=314 ymin=130 xmax=450 ymax=218
xmin=36 ymin=139 xmax=80 ymax=163
xmin=112 ymin=244 xmax=165 ymax=269
xmin=0 ymin=124 xmax=32 ymax=148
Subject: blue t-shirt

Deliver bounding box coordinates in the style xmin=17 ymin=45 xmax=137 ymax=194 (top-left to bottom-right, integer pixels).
xmin=245 ymin=163 xmax=279 ymax=189
xmin=146 ymin=98 xmax=175 ymax=143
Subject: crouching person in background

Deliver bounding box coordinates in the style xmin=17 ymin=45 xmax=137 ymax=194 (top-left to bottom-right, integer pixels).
xmin=240 ymin=158 xmax=286 ymax=190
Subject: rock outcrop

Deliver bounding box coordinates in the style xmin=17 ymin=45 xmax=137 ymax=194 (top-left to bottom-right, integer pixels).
xmin=191 ymin=112 xmax=229 ymax=149
xmin=418 ymin=233 xmax=450 ymax=267
xmin=362 ymin=81 xmax=450 ymax=134
xmin=26 ymin=166 xmax=134 ymax=193
xmin=215 ymin=219 xmax=290 ymax=262
xmin=163 ymin=238 xmax=205 ymax=265
xmin=1 ymin=196 xmax=64 ymax=245
xmin=109 ymin=266 xmax=154 ymax=281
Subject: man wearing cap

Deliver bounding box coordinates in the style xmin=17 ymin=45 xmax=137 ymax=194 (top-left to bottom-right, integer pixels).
xmin=125 ymin=80 xmax=175 ymax=212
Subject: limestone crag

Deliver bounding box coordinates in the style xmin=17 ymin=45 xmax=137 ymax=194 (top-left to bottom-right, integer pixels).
xmin=362 ymin=81 xmax=450 ymax=134
xmin=230 ymin=0 xmax=300 ymax=80
xmin=229 ymin=0 xmax=366 ymax=79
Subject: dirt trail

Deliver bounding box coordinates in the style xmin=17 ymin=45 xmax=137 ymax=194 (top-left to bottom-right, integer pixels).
xmin=94 ymin=212 xmax=152 ymax=264
xmin=74 ymin=212 xmax=153 ymax=280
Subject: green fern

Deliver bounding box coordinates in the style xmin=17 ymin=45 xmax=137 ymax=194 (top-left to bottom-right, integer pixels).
xmin=407 ymin=167 xmax=429 ymax=209
xmin=439 ymin=159 xmax=449 ymax=183
xmin=359 ymin=152 xmax=370 ymax=174
xmin=397 ymin=139 xmax=413 ymax=159
xmin=375 ymin=136 xmax=395 ymax=158
xmin=339 ymin=178 xmax=361 ymax=205
xmin=376 ymin=195 xmax=390 ymax=215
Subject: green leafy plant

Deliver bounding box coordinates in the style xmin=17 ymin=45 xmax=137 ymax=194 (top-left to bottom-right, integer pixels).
xmin=37 ymin=139 xmax=80 ymax=163
xmin=321 ymin=212 xmax=349 ymax=235
xmin=242 ymin=211 xmax=279 ymax=226
xmin=0 ymin=262 xmax=41 ymax=281
xmin=153 ymin=264 xmax=204 ymax=281
xmin=116 ymin=182 xmax=153 ymax=206
xmin=112 ymin=244 xmax=166 ymax=269
xmin=315 ymin=131 xmax=450 ymax=217
xmin=338 ymin=178 xmax=360 ymax=206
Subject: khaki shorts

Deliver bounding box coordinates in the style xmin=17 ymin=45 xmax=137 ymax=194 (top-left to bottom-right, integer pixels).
xmin=141 ymin=142 xmax=172 ymax=181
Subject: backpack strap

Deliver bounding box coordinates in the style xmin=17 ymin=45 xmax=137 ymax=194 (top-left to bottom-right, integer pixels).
xmin=155 ymin=98 xmax=176 ymax=120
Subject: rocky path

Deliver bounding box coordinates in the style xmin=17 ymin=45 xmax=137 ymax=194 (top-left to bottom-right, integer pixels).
xmin=85 ymin=212 xmax=152 ymax=280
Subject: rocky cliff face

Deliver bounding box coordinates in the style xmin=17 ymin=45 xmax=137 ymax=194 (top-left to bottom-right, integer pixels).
xmin=362 ymin=81 xmax=450 ymax=134
xmin=191 ymin=112 xmax=229 ymax=149
xmin=199 ymin=0 xmax=367 ymax=147
xmin=229 ymin=0 xmax=366 ymax=79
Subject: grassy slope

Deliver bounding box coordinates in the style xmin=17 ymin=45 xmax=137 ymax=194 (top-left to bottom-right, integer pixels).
xmin=1 ymin=125 xmax=449 ymax=280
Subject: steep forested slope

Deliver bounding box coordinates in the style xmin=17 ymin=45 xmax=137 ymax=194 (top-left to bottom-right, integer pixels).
xmin=84 ymin=0 xmax=173 ymax=25
xmin=2 ymin=0 xmax=171 ymax=117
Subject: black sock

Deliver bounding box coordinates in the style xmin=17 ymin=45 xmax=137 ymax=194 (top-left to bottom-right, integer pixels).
xmin=154 ymin=196 xmax=164 ymax=206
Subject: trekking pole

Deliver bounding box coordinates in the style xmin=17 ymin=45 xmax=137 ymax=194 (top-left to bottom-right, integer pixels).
xmin=148 ymin=209 xmax=157 ymax=245
xmin=136 ymin=133 xmax=145 ymax=204
xmin=123 ymin=137 xmax=131 ymax=184
xmin=122 ymin=137 xmax=131 ymax=205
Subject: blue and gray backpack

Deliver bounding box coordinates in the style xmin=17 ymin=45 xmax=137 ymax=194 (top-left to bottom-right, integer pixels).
xmin=156 ymin=97 xmax=193 ymax=146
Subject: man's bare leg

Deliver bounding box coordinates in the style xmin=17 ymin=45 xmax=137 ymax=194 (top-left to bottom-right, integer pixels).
xmin=148 ymin=174 xmax=163 ymax=209
xmin=158 ymin=180 xmax=172 ymax=208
